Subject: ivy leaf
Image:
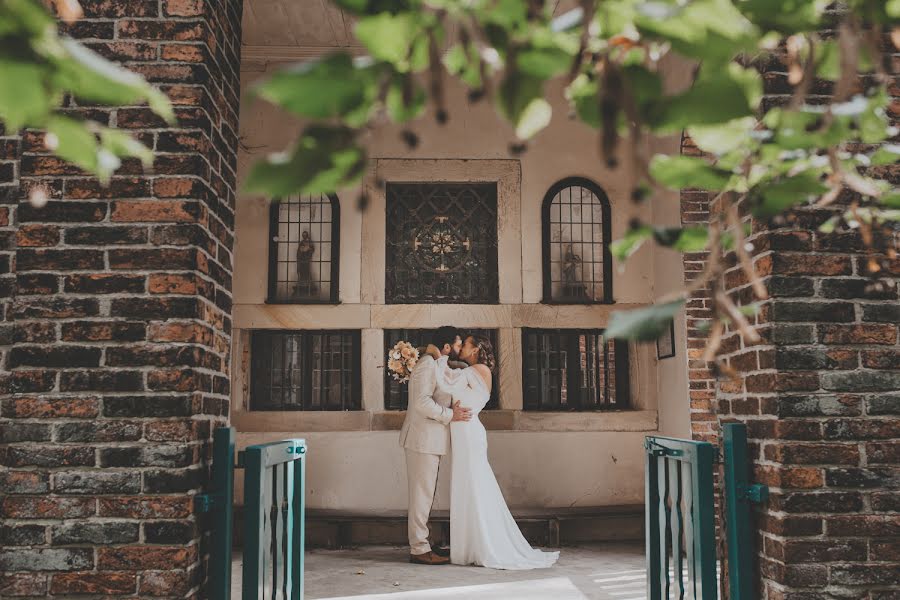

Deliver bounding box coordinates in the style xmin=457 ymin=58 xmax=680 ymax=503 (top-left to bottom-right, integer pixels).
xmin=56 ymin=39 xmax=173 ymax=123
xmin=653 ymin=226 xmax=710 ymax=252
xmin=354 ymin=13 xmax=429 ymax=72
xmin=517 ymin=45 xmax=572 ymax=78
xmin=749 ymin=172 xmax=829 ymax=217
xmin=46 ymin=114 xmax=99 ymax=174
xmin=254 ymin=53 xmax=375 ymax=123
xmin=869 ymin=144 xmax=900 ymax=166
xmin=498 ymin=72 xmax=546 ymax=136
xmin=515 ymin=98 xmax=552 ymax=139
xmin=687 ymin=117 xmax=756 ymax=155
xmin=652 ymin=64 xmax=760 ymax=132
xmin=565 ymin=74 xmax=600 ymax=128
xmin=0 ymin=59 xmax=54 ymax=129
xmin=99 ymin=127 xmax=153 ymax=169
xmin=649 ymin=155 xmax=732 ymax=191
xmin=604 ymin=299 xmax=685 ymax=342
xmin=610 ymin=226 xmax=653 ymax=262
xmin=385 ymin=76 xmax=426 ymax=123
xmin=443 ymin=44 xmax=481 ymax=88
xmin=244 ymin=126 xmax=366 ymax=196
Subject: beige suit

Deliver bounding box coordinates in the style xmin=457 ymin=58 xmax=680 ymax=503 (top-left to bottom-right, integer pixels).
xmin=399 ymin=355 xmax=453 ymax=555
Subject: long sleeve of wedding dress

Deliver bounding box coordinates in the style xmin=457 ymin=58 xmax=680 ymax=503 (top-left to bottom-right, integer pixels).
xmin=433 ymin=356 xmax=559 ymax=570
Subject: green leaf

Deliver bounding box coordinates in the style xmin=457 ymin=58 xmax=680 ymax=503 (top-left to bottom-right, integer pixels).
xmin=517 ymin=45 xmax=572 ymax=78
xmin=869 ymin=144 xmax=900 ymax=166
xmin=385 ymin=76 xmax=426 ymax=123
xmin=498 ymin=72 xmax=544 ymax=132
xmin=46 ymin=114 xmax=99 ymax=174
xmin=443 ymin=44 xmax=482 ymax=88
xmin=354 ymin=13 xmax=429 ymax=72
xmin=737 ymin=0 xmax=827 ymax=33
xmin=652 ymin=64 xmax=760 ymax=132
xmin=55 ymin=39 xmax=173 ymax=123
xmin=879 ymin=190 xmax=900 ymax=209
xmin=515 ymin=98 xmax=552 ymax=139
xmin=565 ymin=74 xmax=600 ymax=128
xmin=610 ymin=226 xmax=653 ymax=262
xmin=254 ymin=53 xmax=375 ymax=123
xmin=653 ymin=226 xmax=710 ymax=252
xmin=649 ymin=155 xmax=732 ymax=191
xmin=687 ymin=117 xmax=756 ymax=155
xmin=749 ymin=172 xmax=829 ymax=217
xmin=604 ymin=299 xmax=685 ymax=342
xmin=244 ymin=126 xmax=365 ymax=196
xmin=0 ymin=0 xmax=55 ymax=37
xmin=0 ymin=59 xmax=54 ymax=129
xmin=99 ymin=127 xmax=153 ymax=168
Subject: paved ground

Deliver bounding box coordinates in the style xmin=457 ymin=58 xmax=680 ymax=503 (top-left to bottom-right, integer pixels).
xmin=231 ymin=543 xmax=649 ymax=600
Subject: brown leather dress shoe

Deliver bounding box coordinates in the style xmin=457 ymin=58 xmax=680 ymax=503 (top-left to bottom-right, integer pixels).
xmin=432 ymin=546 xmax=450 ymax=558
xmin=409 ymin=551 xmax=450 ymax=565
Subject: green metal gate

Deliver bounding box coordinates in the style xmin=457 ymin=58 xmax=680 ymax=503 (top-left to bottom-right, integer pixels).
xmin=644 ymin=423 xmax=767 ymax=600
xmin=197 ymin=427 xmax=307 ymax=600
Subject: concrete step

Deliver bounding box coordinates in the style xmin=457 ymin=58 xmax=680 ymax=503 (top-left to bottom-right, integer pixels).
xmin=233 ymin=505 xmax=644 ymax=549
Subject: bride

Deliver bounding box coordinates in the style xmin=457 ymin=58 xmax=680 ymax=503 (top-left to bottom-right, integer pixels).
xmin=425 ymin=335 xmax=559 ymax=570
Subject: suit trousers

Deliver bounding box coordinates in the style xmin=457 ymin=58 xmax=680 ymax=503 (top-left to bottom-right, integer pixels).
xmin=405 ymin=448 xmax=441 ymax=555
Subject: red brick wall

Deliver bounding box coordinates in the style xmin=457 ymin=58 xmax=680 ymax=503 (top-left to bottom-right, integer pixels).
xmin=681 ymin=40 xmax=900 ymax=600
xmin=0 ymin=1 xmax=242 ymax=597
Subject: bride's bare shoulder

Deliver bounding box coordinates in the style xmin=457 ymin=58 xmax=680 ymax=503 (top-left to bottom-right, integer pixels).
xmin=472 ymin=363 xmax=492 ymax=387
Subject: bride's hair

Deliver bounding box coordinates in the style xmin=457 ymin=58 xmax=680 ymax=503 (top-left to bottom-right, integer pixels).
xmin=469 ymin=335 xmax=496 ymax=372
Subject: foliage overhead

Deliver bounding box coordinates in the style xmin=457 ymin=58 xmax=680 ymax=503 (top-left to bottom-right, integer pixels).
xmin=1 ymin=0 xmax=898 ymax=356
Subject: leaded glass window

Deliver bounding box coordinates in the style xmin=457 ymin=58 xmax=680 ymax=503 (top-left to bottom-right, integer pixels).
xmin=542 ymin=178 xmax=612 ymax=303
xmin=385 ymin=183 xmax=499 ymax=304
xmin=384 ymin=328 xmax=500 ymax=410
xmin=522 ymin=329 xmax=629 ymax=411
xmin=250 ymin=330 xmax=360 ymax=411
xmin=268 ymin=194 xmax=340 ymax=303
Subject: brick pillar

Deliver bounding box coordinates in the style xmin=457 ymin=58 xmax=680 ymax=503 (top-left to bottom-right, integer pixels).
xmin=0 ymin=1 xmax=241 ymax=597
xmin=717 ymin=205 xmax=899 ymax=599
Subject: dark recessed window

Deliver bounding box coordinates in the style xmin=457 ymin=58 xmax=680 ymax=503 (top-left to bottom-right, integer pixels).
xmin=384 ymin=329 xmax=500 ymax=411
xmin=250 ymin=330 xmax=360 ymax=411
xmin=522 ymin=329 xmax=629 ymax=411
xmin=542 ymin=178 xmax=612 ymax=304
xmin=385 ymin=183 xmax=499 ymax=304
xmin=268 ymin=194 xmax=340 ymax=304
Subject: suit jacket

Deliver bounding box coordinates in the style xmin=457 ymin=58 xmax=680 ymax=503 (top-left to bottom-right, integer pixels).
xmin=399 ymin=354 xmax=453 ymax=456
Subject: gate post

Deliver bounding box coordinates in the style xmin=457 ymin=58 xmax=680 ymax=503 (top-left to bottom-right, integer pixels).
xmin=723 ymin=423 xmax=768 ymax=600
xmin=195 ymin=427 xmax=236 ymax=600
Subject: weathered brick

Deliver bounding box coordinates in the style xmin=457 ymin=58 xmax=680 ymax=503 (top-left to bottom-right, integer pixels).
xmin=11 ymin=297 xmax=99 ymax=319
xmin=773 ymin=302 xmax=856 ymax=322
xmin=143 ymin=468 xmax=203 ymax=493
xmin=8 ymin=345 xmax=101 ymax=368
xmin=49 ymin=572 xmax=137 ymax=595
xmin=66 ymin=225 xmax=149 ymax=245
xmin=51 ymin=521 xmax=139 ymax=545
xmin=825 ymin=467 xmax=899 ymax=489
xmin=866 ymin=394 xmax=900 ymax=415
xmin=102 ymin=395 xmax=194 ymax=418
xmin=819 ymin=323 xmax=897 ymax=345
xmin=110 ymin=199 xmax=204 ymax=223
xmin=0 ymin=524 xmax=46 ymax=546
xmin=822 ymin=371 xmax=900 ymax=392
xmin=61 ymin=321 xmax=146 ymax=342
xmin=3 ymin=446 xmax=95 ymax=468
xmin=64 ymin=273 xmax=146 ymax=294
xmin=0 ymin=422 xmax=52 ymax=443
xmin=776 ymin=395 xmax=861 ymax=417
xmin=53 ymin=471 xmax=141 ymax=495
xmin=0 ymin=471 xmax=49 ymax=494
xmin=108 ymin=247 xmax=198 ymax=270
xmin=97 ymin=546 xmax=196 ymax=570
xmin=143 ymin=520 xmax=196 ymax=544
xmin=0 ymin=548 xmax=93 ymax=572
xmin=59 ymin=370 xmax=144 ymax=392
xmin=110 ymin=296 xmax=200 ymax=319
xmin=98 ymin=496 xmax=192 ymax=519
xmin=100 ymin=445 xmax=195 ymax=468
xmin=16 ymin=224 xmax=60 ymax=247
xmin=16 ymin=248 xmax=104 ymax=270
xmin=820 ymin=278 xmax=899 ymax=300
xmin=138 ymin=569 xmax=195 ymax=597
xmin=1 ymin=396 xmax=99 ymax=418
xmin=0 ymin=573 xmax=47 ymax=596
xmin=55 ymin=420 xmax=143 ymax=443
xmin=764 ymin=443 xmax=860 ymax=465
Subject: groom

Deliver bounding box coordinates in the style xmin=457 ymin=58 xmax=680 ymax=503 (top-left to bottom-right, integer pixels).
xmin=399 ymin=326 xmax=472 ymax=565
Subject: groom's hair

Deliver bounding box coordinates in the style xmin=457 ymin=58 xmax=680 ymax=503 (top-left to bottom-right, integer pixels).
xmin=431 ymin=326 xmax=461 ymax=351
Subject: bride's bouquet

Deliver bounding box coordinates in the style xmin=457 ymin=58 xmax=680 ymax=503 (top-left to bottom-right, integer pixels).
xmin=387 ymin=340 xmax=420 ymax=384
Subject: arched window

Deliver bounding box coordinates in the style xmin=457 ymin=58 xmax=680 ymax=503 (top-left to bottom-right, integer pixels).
xmin=267 ymin=193 xmax=340 ymax=303
xmin=542 ymin=177 xmax=612 ymax=303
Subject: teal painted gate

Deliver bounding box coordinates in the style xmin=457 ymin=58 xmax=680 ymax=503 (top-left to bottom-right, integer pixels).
xmin=197 ymin=427 xmax=307 ymax=600
xmin=644 ymin=423 xmax=767 ymax=600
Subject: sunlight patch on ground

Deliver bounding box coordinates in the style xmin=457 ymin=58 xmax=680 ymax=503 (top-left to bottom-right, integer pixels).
xmin=318 ymin=577 xmax=589 ymax=600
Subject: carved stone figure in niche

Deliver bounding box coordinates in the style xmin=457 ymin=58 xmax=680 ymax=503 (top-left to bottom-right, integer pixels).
xmin=562 ymin=243 xmax=589 ymax=300
xmin=294 ymin=230 xmax=317 ymax=297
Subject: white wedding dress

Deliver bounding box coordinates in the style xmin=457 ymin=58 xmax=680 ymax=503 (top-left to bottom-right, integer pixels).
xmin=433 ymin=356 xmax=560 ymax=570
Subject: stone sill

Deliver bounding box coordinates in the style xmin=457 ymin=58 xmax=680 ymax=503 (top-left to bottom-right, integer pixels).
xmin=231 ymin=409 xmax=658 ymax=433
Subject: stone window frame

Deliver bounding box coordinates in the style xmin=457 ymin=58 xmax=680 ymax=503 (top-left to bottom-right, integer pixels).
xmin=267 ymin=193 xmax=341 ymax=304
xmin=541 ymin=177 xmax=613 ymax=304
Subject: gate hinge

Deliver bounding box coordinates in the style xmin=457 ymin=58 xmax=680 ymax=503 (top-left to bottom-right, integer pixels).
xmin=737 ymin=483 xmax=769 ymax=504
xmin=194 ymin=493 xmax=223 ymax=513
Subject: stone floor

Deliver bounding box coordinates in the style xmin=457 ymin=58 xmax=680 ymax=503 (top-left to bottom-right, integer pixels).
xmin=231 ymin=543 xmax=649 ymax=599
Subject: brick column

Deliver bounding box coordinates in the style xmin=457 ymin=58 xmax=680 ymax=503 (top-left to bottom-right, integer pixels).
xmin=0 ymin=1 xmax=241 ymax=597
